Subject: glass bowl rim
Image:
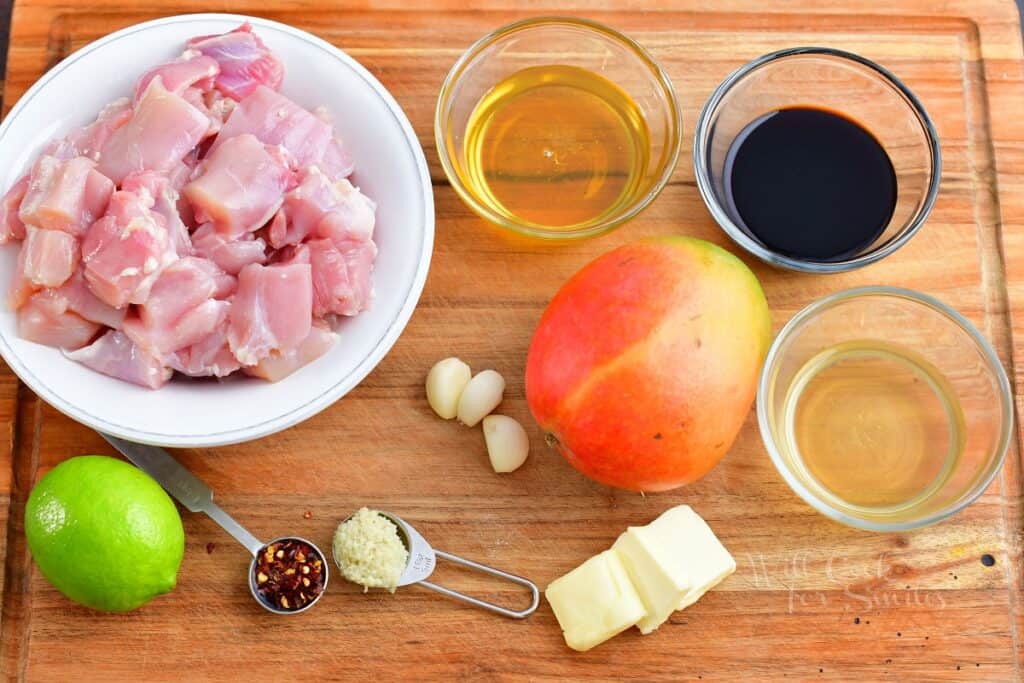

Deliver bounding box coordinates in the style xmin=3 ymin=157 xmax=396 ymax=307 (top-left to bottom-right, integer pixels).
xmin=755 ymin=285 xmax=1014 ymax=532
xmin=692 ymin=46 xmax=942 ymax=272
xmin=434 ymin=15 xmax=683 ymax=240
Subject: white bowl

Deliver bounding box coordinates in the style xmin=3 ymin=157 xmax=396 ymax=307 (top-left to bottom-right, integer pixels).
xmin=0 ymin=14 xmax=434 ymax=447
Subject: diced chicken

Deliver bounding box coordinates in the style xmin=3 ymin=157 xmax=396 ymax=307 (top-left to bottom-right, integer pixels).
xmin=320 ymin=137 xmax=355 ymax=180
xmin=97 ymin=79 xmax=210 ymax=184
xmin=137 ymin=256 xmax=218 ymax=327
xmin=8 ymin=253 xmax=36 ymax=310
xmin=18 ymin=289 xmax=100 ymax=350
xmin=168 ymin=317 xmax=241 ymax=377
xmin=65 ymin=330 xmax=171 ymax=389
xmin=121 ymin=257 xmax=234 ymax=355
xmin=227 ymin=262 xmax=312 ymax=365
xmin=183 ymin=87 xmax=240 ymax=140
xmin=124 ymin=299 xmax=230 ymax=356
xmin=5 ymin=24 xmax=378 ymax=389
xmin=20 ymin=227 xmax=78 ymax=288
xmin=186 ymin=24 xmax=284 ymax=101
xmin=122 ymin=171 xmax=192 ymax=257
xmin=45 ymin=98 xmax=133 ymax=162
xmin=82 ymin=189 xmax=175 ymax=308
xmin=306 ymin=238 xmax=376 ymax=317
xmin=212 ymin=86 xmax=340 ymax=172
xmin=134 ymin=54 xmax=220 ymax=103
xmin=264 ymin=209 xmax=288 ymax=250
xmin=313 ymin=178 xmax=375 ymax=244
xmin=244 ymin=322 xmax=337 ymax=381
xmin=56 ymin=268 xmax=126 ymax=329
xmin=191 ymin=222 xmax=267 ymax=275
xmin=183 ymin=134 xmax=291 ymax=238
xmin=0 ymin=175 xmax=29 ymax=243
xmin=271 ymin=169 xmax=375 ymax=248
xmin=19 ymin=156 xmax=114 ymax=235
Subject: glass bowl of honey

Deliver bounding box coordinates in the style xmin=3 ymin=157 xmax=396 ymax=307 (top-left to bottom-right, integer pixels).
xmin=758 ymin=287 xmax=1013 ymax=531
xmin=436 ymin=17 xmax=682 ymax=239
xmin=694 ymin=47 xmax=941 ymax=272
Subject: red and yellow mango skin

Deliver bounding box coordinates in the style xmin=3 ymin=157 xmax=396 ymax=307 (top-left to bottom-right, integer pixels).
xmin=525 ymin=236 xmax=772 ymax=492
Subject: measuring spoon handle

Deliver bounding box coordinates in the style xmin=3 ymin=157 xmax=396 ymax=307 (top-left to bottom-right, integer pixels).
xmin=100 ymin=434 xmax=264 ymax=557
xmin=418 ymin=550 xmax=540 ymax=619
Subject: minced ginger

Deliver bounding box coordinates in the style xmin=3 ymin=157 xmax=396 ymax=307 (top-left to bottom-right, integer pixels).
xmin=332 ymin=507 xmax=409 ymax=593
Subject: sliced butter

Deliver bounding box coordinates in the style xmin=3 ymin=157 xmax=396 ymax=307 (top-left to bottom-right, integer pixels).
xmin=545 ymin=549 xmax=647 ymax=652
xmin=612 ymin=522 xmax=691 ymax=634
xmin=614 ymin=505 xmax=736 ymax=632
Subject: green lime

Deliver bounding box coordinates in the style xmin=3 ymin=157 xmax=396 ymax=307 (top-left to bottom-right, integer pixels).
xmin=25 ymin=455 xmax=185 ymax=612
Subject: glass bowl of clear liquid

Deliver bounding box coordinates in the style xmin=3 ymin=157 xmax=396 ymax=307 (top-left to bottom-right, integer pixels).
xmin=435 ymin=17 xmax=682 ymax=240
xmin=758 ymin=287 xmax=1013 ymax=531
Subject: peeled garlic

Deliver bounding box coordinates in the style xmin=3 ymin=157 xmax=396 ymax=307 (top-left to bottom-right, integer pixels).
xmin=482 ymin=415 xmax=530 ymax=473
xmin=426 ymin=357 xmax=472 ymax=419
xmin=457 ymin=370 xmax=505 ymax=427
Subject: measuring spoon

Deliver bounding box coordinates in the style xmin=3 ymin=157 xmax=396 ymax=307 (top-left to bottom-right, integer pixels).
xmin=101 ymin=434 xmax=328 ymax=615
xmin=337 ymin=510 xmax=539 ymax=619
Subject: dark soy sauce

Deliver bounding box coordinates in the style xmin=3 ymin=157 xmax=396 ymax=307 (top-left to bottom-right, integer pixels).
xmin=724 ymin=107 xmax=897 ymax=261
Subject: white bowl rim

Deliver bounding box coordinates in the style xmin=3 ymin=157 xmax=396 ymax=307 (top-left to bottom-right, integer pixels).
xmin=0 ymin=13 xmax=435 ymax=447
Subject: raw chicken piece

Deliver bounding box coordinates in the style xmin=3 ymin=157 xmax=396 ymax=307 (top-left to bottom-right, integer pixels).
xmin=65 ymin=330 xmax=171 ymax=389
xmin=314 ymin=178 xmax=375 ymax=244
xmin=97 ymin=79 xmax=210 ymax=184
xmin=187 ymin=24 xmax=284 ymax=100
xmin=190 ymin=256 xmax=237 ymax=298
xmin=20 ymin=227 xmax=78 ymax=288
xmin=211 ymin=86 xmax=345 ymax=172
xmin=136 ymin=256 xmax=218 ymax=327
xmin=82 ymin=189 xmax=175 ymax=308
xmin=134 ymin=54 xmax=220 ymax=103
xmin=168 ymin=317 xmax=241 ymax=377
xmin=184 ymin=134 xmax=291 ymax=238
xmin=272 ymin=169 xmax=375 ymax=248
xmin=244 ymin=323 xmax=337 ymax=381
xmin=124 ymin=299 xmax=230 ymax=356
xmin=191 ymin=222 xmax=267 ymax=275
xmin=264 ymin=209 xmax=288 ymax=250
xmin=122 ymin=257 xmax=234 ymax=355
xmin=45 ymin=98 xmax=133 ymax=162
xmin=183 ymin=87 xmax=239 ymax=140
xmin=56 ymin=268 xmax=126 ymax=329
xmin=0 ymin=175 xmax=29 ymax=243
xmin=7 ymin=255 xmax=36 ymax=310
xmin=320 ymin=137 xmax=355 ymax=180
xmin=227 ymin=262 xmax=312 ymax=365
xmin=19 ymin=156 xmax=114 ymax=235
xmin=122 ymin=171 xmax=192 ymax=256
xmin=170 ymin=326 xmax=238 ymax=377
xmin=306 ymin=238 xmax=376 ymax=317
xmin=18 ymin=289 xmax=100 ymax=350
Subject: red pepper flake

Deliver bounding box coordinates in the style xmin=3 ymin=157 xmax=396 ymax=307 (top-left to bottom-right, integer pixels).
xmin=253 ymin=539 xmax=325 ymax=612
xmin=303 ymin=510 xmax=313 ymax=520
xmin=206 ymin=542 xmax=216 ymax=554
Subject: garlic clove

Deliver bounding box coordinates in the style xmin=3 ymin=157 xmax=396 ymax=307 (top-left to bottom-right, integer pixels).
xmin=426 ymin=357 xmax=472 ymax=419
xmin=457 ymin=369 xmax=505 ymax=427
xmin=483 ymin=414 xmax=530 ymax=473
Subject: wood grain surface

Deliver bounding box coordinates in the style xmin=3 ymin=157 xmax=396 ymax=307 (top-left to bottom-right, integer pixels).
xmin=1 ymin=1 xmax=1023 ymax=681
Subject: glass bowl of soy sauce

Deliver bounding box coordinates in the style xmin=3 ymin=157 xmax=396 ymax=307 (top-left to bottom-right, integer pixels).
xmin=693 ymin=47 xmax=941 ymax=272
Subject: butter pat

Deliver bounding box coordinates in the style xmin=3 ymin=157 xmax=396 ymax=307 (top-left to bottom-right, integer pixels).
xmin=612 ymin=522 xmax=691 ymax=634
xmin=613 ymin=505 xmax=735 ymax=632
xmin=545 ymin=550 xmax=647 ymax=652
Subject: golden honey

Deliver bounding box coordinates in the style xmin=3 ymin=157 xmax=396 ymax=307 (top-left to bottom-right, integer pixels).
xmin=458 ymin=65 xmax=649 ymax=230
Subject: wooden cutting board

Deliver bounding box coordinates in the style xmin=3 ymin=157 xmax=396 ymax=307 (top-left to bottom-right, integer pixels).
xmin=1 ymin=1 xmax=1022 ymax=680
